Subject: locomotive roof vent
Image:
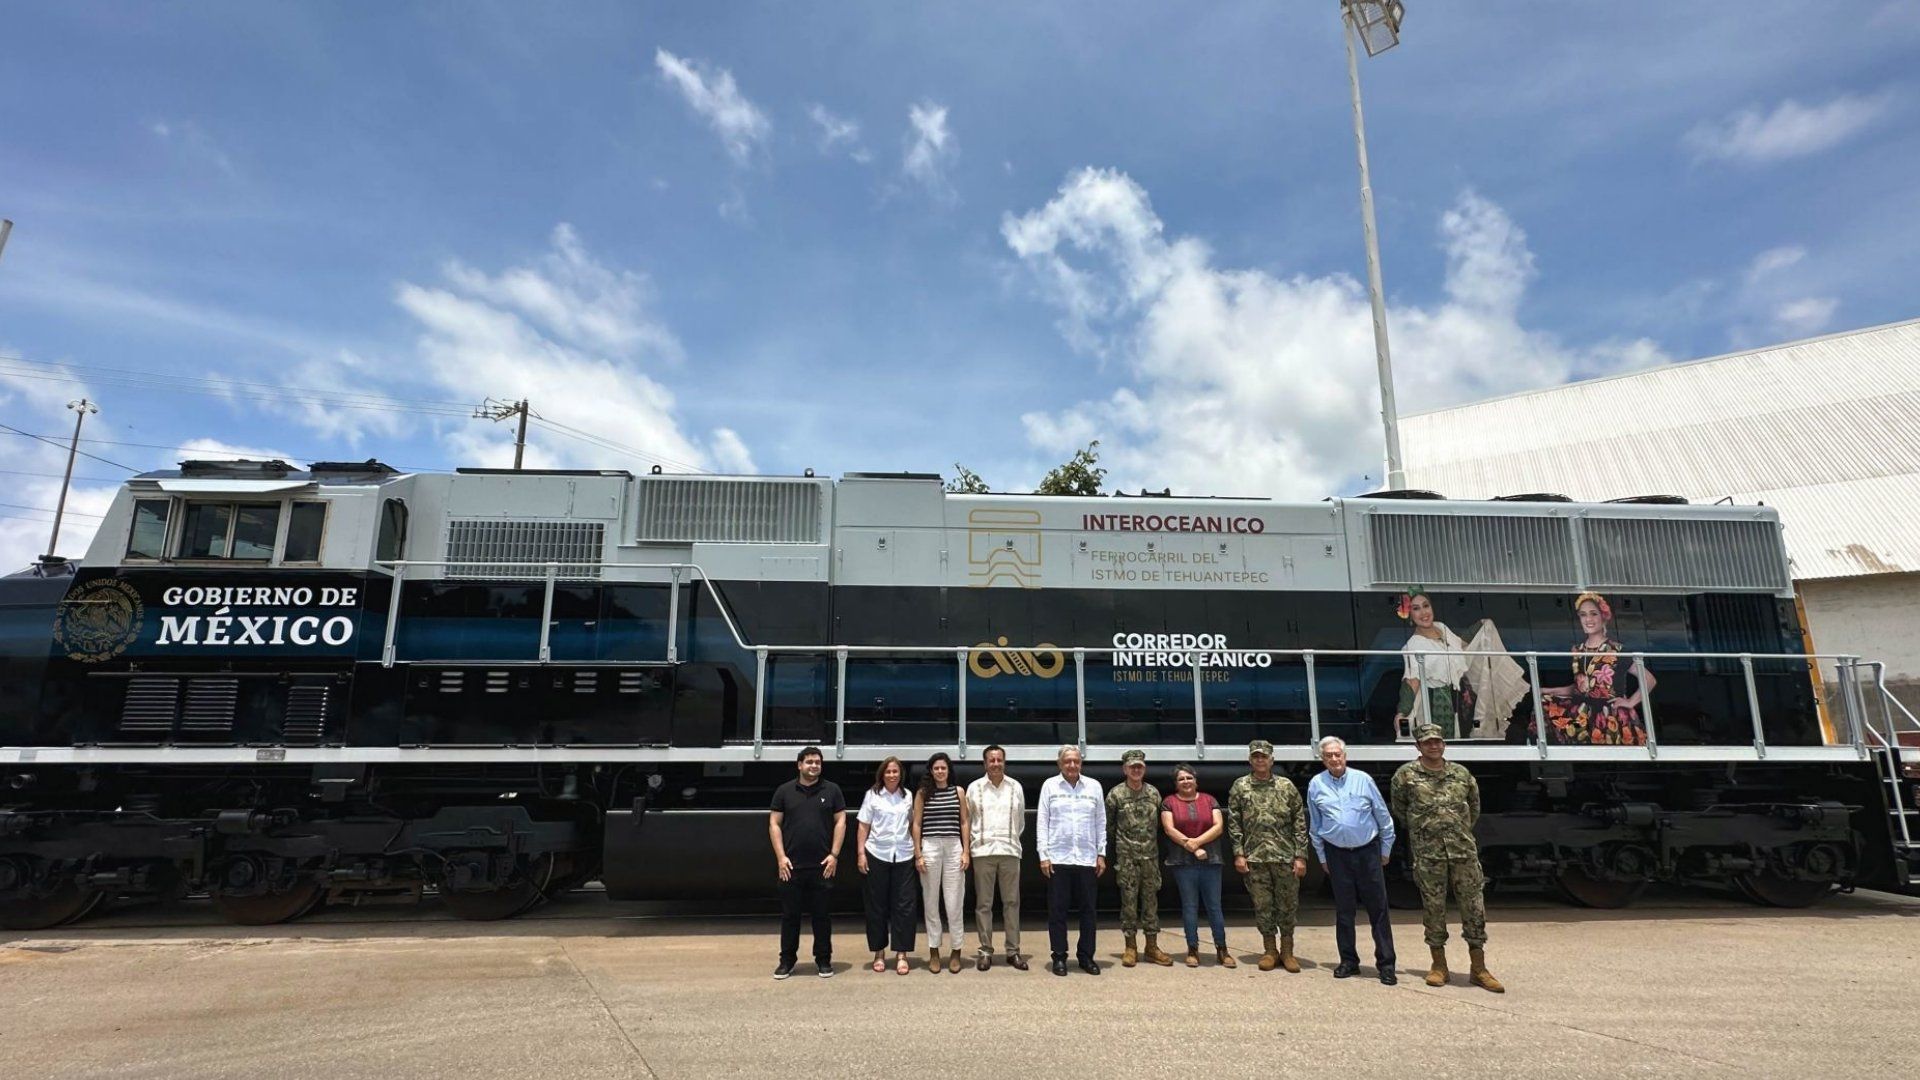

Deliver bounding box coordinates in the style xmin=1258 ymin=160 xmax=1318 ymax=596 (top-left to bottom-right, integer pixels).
xmin=177 ymin=458 xmax=294 ymax=477
xmin=844 ymin=471 xmax=942 ymax=481
xmin=1491 ymin=492 xmax=1573 ymax=503
xmin=1355 ymin=488 xmax=1445 ymax=500
xmin=308 ymin=459 xmax=398 ymax=477
xmin=1605 ymin=494 xmax=1690 ymax=505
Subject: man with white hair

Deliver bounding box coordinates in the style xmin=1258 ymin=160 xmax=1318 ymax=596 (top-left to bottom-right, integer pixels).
xmin=1308 ymin=736 xmax=1398 ymax=984
xmin=1037 ymin=744 xmax=1106 ymax=976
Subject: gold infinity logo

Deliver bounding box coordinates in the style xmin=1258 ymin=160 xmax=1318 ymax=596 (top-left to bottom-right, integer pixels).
xmin=970 ymin=637 xmax=1066 ymax=679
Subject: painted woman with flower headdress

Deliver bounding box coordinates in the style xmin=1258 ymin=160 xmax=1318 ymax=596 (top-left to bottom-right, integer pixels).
xmin=1538 ymin=592 xmax=1655 ymax=746
xmin=1396 ymin=588 xmax=1469 ymax=739
xmin=1394 ymin=588 xmax=1530 ymax=741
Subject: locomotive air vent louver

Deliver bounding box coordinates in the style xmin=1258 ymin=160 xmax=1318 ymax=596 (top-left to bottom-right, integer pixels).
xmin=484 ymin=671 xmax=511 ymax=694
xmin=617 ymin=671 xmax=651 ymax=694
xmin=634 ymin=478 xmax=821 ymax=544
xmin=282 ymin=684 xmax=331 ymax=743
xmin=1368 ymin=512 xmax=1577 ymax=587
xmin=119 ymin=677 xmax=182 ymax=735
xmin=180 ymin=677 xmax=239 ymax=734
xmin=445 ymin=519 xmax=606 ymax=581
xmin=1583 ymin=517 xmax=1787 ymax=591
xmin=438 ymin=671 xmax=464 ymax=694
xmin=573 ymin=671 xmax=598 ymax=694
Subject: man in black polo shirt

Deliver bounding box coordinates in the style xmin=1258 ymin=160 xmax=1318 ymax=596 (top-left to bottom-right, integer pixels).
xmin=768 ymin=745 xmax=847 ymax=979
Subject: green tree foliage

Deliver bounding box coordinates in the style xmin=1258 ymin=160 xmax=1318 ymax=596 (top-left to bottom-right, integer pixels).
xmin=949 ymin=440 xmax=1109 ymax=496
xmin=1036 ymin=440 xmax=1106 ymax=496
xmin=946 ymin=464 xmax=990 ymax=493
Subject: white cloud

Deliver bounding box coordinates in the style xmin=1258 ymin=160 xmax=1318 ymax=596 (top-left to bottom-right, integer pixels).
xmin=177 ymin=436 xmax=301 ymax=462
xmin=654 ymin=49 xmax=770 ymax=166
xmin=806 ymin=104 xmax=870 ymax=163
xmin=1772 ymin=296 xmax=1840 ymax=336
xmin=1003 ymin=168 xmax=1667 ymax=498
xmin=902 ymin=101 xmax=957 ymax=199
xmin=148 ymin=117 xmax=238 ymax=179
xmin=395 ymin=224 xmax=748 ymax=475
xmin=1745 ymin=245 xmax=1806 ymax=283
xmin=1684 ymin=93 xmax=1893 ymax=165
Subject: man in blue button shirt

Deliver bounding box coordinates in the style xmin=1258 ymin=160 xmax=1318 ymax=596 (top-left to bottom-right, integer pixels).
xmin=1307 ymin=736 xmax=1398 ymax=984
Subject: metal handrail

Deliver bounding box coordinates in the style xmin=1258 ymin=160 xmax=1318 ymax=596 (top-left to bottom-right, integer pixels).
xmin=369 ymin=557 xmax=1876 ymax=764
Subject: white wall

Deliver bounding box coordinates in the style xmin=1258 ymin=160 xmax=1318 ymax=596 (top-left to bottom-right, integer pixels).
xmin=1799 ymin=572 xmax=1920 ymax=716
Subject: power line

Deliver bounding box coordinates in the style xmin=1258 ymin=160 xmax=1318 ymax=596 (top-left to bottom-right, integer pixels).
xmin=0 ymin=467 xmax=125 ymax=484
xmin=0 ymin=501 xmax=103 ymax=520
xmin=527 ymin=415 xmax=704 ymax=474
xmin=0 ymin=423 xmax=137 ymax=471
xmin=0 ymin=351 xmax=481 ymax=414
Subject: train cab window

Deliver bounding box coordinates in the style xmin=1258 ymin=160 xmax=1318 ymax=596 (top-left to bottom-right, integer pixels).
xmin=376 ymin=499 xmax=408 ymax=564
xmin=126 ymin=499 xmax=171 ymax=559
xmin=178 ymin=502 xmax=280 ymax=560
xmin=283 ymin=501 xmax=327 ymax=563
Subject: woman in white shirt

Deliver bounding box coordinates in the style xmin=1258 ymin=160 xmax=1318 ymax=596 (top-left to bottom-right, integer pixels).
xmin=1398 ymin=589 xmax=1470 ymax=739
xmin=857 ymin=757 xmax=916 ymax=974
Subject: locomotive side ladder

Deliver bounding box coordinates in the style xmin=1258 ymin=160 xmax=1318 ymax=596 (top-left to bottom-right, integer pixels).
xmin=1857 ymin=661 xmax=1920 ymax=881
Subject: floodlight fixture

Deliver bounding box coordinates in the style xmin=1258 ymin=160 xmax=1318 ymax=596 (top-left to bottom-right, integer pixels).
xmin=1345 ymin=0 xmax=1405 ymax=57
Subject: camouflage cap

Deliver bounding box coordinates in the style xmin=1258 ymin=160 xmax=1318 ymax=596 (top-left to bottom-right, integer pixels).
xmin=1412 ymin=723 xmax=1447 ymax=742
xmin=1247 ymin=739 xmax=1274 ymax=757
xmin=1121 ymin=749 xmax=1147 ymax=765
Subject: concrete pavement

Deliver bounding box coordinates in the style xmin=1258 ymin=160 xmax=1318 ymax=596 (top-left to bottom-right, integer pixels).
xmin=3 ymin=888 xmax=1917 ymax=1079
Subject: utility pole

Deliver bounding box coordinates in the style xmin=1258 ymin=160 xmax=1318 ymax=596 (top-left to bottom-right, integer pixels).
xmin=474 ymin=398 xmax=531 ymax=469
xmin=45 ymin=398 xmax=98 ymax=562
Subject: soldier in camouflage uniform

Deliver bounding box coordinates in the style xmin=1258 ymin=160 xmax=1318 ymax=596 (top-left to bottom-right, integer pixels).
xmin=1389 ymin=723 xmax=1504 ymax=992
xmin=1226 ymin=739 xmax=1309 ymax=972
xmin=1107 ymin=750 xmax=1171 ymax=966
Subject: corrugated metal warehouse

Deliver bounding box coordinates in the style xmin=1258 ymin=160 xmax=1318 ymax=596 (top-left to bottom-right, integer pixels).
xmin=1401 ymin=317 xmax=1920 ymax=710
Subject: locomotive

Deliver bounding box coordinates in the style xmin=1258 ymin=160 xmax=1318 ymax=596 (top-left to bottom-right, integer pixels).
xmin=1 ymin=458 xmax=1913 ymax=929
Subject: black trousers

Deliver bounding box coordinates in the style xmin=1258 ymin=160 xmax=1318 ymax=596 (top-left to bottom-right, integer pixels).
xmin=863 ymin=856 xmax=918 ymax=954
xmin=1047 ymin=864 xmax=1098 ymax=963
xmin=1326 ymin=839 xmax=1396 ymax=970
xmin=777 ymin=864 xmax=834 ymax=966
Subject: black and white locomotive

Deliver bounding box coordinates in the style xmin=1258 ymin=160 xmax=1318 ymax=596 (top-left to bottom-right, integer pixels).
xmin=1 ymin=458 xmax=1912 ymax=929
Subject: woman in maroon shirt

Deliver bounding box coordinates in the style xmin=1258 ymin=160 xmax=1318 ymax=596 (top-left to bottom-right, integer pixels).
xmin=1160 ymin=764 xmax=1234 ymax=968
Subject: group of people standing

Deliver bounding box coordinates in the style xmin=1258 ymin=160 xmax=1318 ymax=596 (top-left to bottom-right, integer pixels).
xmin=766 ymin=732 xmax=1504 ymax=993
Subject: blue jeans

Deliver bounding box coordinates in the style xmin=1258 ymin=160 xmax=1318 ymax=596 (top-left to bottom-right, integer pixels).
xmin=1171 ymin=862 xmax=1226 ymax=949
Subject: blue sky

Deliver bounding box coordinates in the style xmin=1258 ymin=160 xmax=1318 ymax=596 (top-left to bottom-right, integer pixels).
xmin=2 ymin=1 xmax=1917 ymax=567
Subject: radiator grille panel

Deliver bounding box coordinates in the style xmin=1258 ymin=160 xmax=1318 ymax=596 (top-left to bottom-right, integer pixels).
xmin=635 ymin=479 xmax=821 ymax=544
xmin=445 ymin=520 xmax=605 ymax=580
xmin=1368 ymin=513 xmax=1577 ymax=587
xmin=1584 ymin=518 xmax=1788 ymax=592
xmin=282 ymin=684 xmax=331 ymax=743
xmin=180 ymin=677 xmax=239 ymax=734
xmin=120 ymin=677 xmax=181 ymax=735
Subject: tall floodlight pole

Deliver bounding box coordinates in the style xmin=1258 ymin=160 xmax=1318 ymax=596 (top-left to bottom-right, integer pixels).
xmin=1340 ymin=0 xmax=1406 ymax=490
xmin=0 ymin=219 xmax=14 ymax=264
xmin=46 ymin=398 xmax=99 ymax=561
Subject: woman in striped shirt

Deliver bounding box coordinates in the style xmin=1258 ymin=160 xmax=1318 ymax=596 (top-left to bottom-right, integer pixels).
xmin=913 ymin=752 xmax=972 ymax=973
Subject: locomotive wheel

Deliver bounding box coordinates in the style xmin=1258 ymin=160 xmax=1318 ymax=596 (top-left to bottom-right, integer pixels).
xmin=0 ymin=879 xmax=106 ymax=931
xmin=1734 ymin=872 xmax=1833 ymax=908
xmin=439 ymin=854 xmax=555 ymax=921
xmin=211 ymin=880 xmax=326 ymax=926
xmin=1553 ymin=866 xmax=1646 ymax=909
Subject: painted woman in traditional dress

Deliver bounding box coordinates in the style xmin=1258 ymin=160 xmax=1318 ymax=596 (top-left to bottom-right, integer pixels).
xmin=1538 ymin=592 xmax=1655 ymax=746
xmin=1396 ymin=589 xmax=1469 ymax=739
xmin=1395 ymin=589 xmax=1528 ymax=740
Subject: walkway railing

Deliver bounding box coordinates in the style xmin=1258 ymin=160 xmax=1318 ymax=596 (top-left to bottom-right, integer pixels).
xmin=372 ymin=559 xmax=1880 ymax=766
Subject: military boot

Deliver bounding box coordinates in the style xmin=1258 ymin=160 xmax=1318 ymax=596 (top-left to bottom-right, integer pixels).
xmin=1426 ymin=946 xmax=1449 ymax=987
xmin=1469 ymin=948 xmax=1504 ymax=993
xmin=1279 ymin=935 xmax=1301 ymax=974
xmin=1122 ymin=931 xmax=1138 ymax=968
xmin=1257 ymin=933 xmax=1280 ymax=972
xmin=1144 ymin=933 xmax=1173 ymax=966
